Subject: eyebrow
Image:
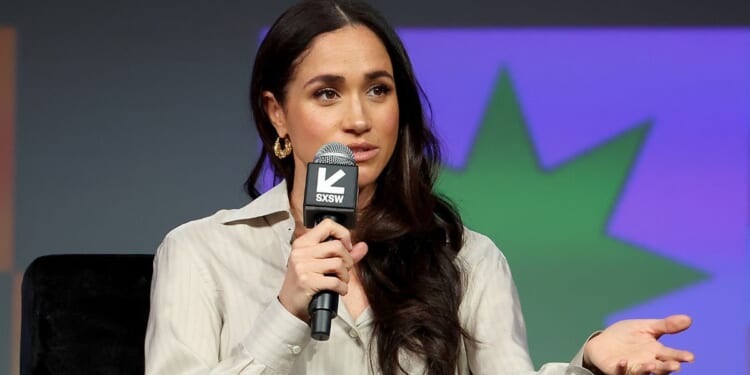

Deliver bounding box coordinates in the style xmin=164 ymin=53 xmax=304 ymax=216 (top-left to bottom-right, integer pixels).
xmin=303 ymin=70 xmax=394 ymax=88
xmin=304 ymin=74 xmax=344 ymax=88
xmin=365 ymin=70 xmax=394 ymax=81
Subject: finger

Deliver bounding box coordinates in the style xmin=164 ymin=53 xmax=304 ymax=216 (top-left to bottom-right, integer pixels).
xmin=294 ymin=218 xmax=353 ymax=249
xmin=308 ymin=257 xmax=351 ymax=283
xmin=615 ymin=359 xmax=628 ymax=375
xmin=309 ymin=240 xmax=355 ymax=264
xmin=651 ymin=359 xmax=681 ymax=374
xmin=308 ymin=273 xmax=348 ymax=296
xmin=650 ymin=315 xmax=692 ymax=337
xmin=635 ymin=362 xmax=656 ymax=375
xmin=290 ymin=240 xmax=354 ymax=267
xmin=350 ymin=242 xmax=368 ymax=263
xmin=290 ymin=256 xmax=350 ymax=283
xmin=656 ymin=347 xmax=695 ymax=363
xmin=626 ymin=363 xmax=655 ymax=375
xmin=627 ymin=363 xmax=641 ymax=375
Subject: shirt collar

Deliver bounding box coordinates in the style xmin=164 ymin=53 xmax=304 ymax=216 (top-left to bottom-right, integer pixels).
xmin=220 ymin=180 xmax=291 ymax=224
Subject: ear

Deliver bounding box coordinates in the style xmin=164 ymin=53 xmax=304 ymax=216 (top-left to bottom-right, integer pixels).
xmin=262 ymin=91 xmax=288 ymax=137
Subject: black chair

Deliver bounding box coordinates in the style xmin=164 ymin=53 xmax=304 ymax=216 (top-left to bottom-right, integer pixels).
xmin=20 ymin=254 xmax=154 ymax=375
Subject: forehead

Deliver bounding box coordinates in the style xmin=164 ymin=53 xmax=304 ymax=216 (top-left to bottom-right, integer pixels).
xmin=293 ymin=25 xmax=393 ymax=79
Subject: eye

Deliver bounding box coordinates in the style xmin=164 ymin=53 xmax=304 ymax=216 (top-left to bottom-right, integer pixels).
xmin=368 ymin=84 xmax=392 ymax=97
xmin=314 ymin=88 xmax=340 ymax=101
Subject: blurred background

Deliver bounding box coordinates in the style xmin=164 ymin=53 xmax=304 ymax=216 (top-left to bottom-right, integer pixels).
xmin=0 ymin=0 xmax=747 ymax=373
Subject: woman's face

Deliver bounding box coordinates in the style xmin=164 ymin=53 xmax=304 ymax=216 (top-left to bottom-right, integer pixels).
xmin=264 ymin=25 xmax=399 ymax=195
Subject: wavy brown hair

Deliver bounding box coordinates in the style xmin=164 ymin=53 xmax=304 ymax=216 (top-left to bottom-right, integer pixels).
xmin=246 ymin=1 xmax=467 ymax=373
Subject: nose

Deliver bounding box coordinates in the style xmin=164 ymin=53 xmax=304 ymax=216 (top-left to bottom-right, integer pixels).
xmin=342 ymin=95 xmax=371 ymax=134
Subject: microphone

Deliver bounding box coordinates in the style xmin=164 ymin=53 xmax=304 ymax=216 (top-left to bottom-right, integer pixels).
xmin=303 ymin=142 xmax=359 ymax=341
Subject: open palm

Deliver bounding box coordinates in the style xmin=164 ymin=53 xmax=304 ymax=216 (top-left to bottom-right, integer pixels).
xmin=583 ymin=315 xmax=695 ymax=375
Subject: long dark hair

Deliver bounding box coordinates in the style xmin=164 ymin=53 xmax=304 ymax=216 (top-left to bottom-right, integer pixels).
xmin=247 ymin=1 xmax=467 ymax=373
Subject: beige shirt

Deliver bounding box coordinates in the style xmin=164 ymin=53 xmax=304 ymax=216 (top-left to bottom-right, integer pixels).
xmin=145 ymin=181 xmax=593 ymax=375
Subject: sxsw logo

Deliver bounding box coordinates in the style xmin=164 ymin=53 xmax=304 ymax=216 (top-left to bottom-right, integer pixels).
xmin=315 ymin=167 xmax=345 ymax=203
xmin=303 ymin=162 xmax=358 ymax=228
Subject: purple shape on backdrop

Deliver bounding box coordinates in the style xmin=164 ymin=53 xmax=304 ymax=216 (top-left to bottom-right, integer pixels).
xmin=399 ymin=29 xmax=748 ymax=375
xmin=400 ymin=29 xmax=748 ymax=267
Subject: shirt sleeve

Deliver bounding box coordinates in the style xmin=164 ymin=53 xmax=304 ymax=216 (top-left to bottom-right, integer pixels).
xmin=459 ymin=232 xmax=595 ymax=375
xmin=144 ymin=232 xmax=311 ymax=374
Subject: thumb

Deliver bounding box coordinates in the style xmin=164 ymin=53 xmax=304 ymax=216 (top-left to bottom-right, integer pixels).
xmin=350 ymin=242 xmax=368 ymax=263
xmin=652 ymin=315 xmax=692 ymax=337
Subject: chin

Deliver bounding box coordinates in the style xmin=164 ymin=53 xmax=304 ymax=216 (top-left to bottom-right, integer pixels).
xmin=357 ymin=160 xmax=390 ymax=186
xmin=357 ymin=174 xmax=379 ymax=191
xmin=357 ymin=179 xmax=377 ymax=190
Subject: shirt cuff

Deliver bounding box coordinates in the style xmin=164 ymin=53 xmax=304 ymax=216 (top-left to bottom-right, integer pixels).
xmin=567 ymin=331 xmax=603 ymax=375
xmin=241 ymin=298 xmax=311 ymax=373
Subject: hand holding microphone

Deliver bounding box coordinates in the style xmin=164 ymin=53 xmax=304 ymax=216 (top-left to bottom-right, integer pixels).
xmin=277 ymin=143 xmax=367 ymax=341
xmin=277 ymin=219 xmax=367 ymax=323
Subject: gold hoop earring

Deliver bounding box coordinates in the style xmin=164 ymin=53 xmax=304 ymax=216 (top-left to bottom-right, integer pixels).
xmin=273 ymin=135 xmax=292 ymax=159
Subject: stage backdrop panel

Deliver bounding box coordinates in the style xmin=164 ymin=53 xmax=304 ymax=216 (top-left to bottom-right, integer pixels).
xmin=404 ymin=29 xmax=747 ymax=373
xmin=4 ymin=1 xmax=749 ymax=374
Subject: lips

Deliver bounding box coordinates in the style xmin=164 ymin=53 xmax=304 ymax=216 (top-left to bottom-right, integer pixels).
xmin=347 ymin=142 xmax=379 ymax=163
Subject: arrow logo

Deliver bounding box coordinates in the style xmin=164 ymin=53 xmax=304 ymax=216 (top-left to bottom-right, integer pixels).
xmin=316 ymin=168 xmax=346 ymax=194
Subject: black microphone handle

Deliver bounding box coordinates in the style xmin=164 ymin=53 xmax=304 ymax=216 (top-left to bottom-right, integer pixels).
xmin=309 ymin=214 xmax=342 ymax=341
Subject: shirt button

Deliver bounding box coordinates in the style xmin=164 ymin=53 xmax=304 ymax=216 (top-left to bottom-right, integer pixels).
xmin=348 ymin=329 xmax=359 ymax=338
xmin=289 ymin=345 xmax=302 ymax=355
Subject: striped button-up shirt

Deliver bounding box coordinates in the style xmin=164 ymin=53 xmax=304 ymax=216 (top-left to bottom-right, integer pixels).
xmin=145 ymin=181 xmax=593 ymax=375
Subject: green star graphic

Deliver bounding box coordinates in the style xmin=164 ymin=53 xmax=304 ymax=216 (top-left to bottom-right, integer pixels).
xmin=437 ymin=71 xmax=706 ymax=366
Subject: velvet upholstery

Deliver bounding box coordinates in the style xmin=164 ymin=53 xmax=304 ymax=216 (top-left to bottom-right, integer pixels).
xmin=20 ymin=254 xmax=154 ymax=375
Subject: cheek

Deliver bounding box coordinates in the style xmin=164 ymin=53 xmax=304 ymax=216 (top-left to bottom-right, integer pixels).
xmin=381 ymin=107 xmax=400 ymax=154
xmin=287 ymin=108 xmax=332 ymax=160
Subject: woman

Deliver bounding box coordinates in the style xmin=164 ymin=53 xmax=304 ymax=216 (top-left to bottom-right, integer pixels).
xmin=145 ymin=1 xmax=695 ymax=374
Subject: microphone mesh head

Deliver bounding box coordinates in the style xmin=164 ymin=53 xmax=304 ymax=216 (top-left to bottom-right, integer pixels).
xmin=313 ymin=142 xmax=356 ymax=166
